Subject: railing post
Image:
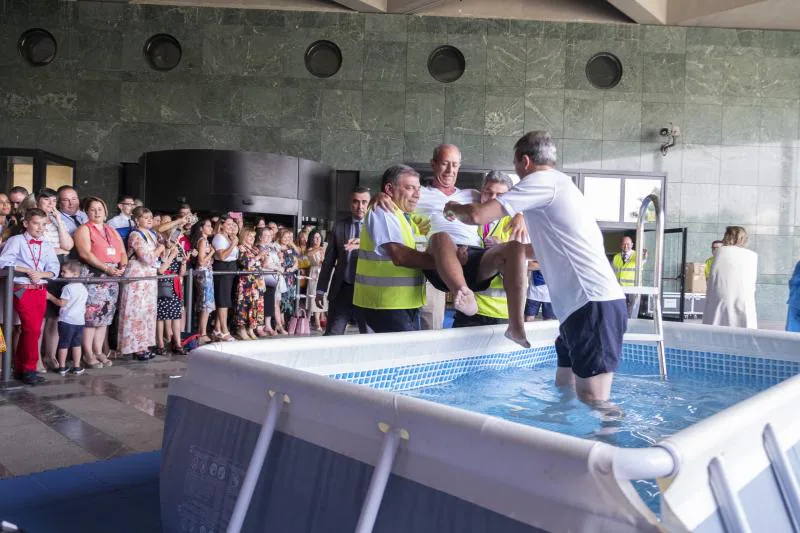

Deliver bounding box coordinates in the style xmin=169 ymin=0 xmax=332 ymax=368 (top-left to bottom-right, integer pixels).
xmin=2 ymin=266 xmax=13 ymax=387
xmin=185 ymin=268 xmax=194 ymax=334
xmin=354 ymin=428 xmax=402 ymax=533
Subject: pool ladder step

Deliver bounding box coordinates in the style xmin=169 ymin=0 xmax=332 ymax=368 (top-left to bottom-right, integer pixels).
xmin=627 ymin=194 xmax=667 ymax=379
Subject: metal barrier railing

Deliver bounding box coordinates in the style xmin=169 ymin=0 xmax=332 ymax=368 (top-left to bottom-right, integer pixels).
xmin=0 ymin=266 xmax=303 ymax=388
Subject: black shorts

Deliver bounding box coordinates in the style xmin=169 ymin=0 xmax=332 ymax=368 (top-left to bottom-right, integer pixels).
xmin=359 ymin=307 xmax=419 ymax=334
xmin=57 ymin=322 xmax=84 ymax=350
xmin=452 ymin=312 xmax=507 ymax=328
xmin=525 ymin=299 xmax=556 ymax=320
xmin=555 ymin=299 xmax=627 ymax=379
xmin=423 ymin=246 xmax=495 ymax=293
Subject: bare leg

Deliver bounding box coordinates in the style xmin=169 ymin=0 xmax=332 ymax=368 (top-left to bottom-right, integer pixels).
xmin=575 ymin=373 xmax=614 ymax=403
xmin=427 ymin=233 xmax=477 ymax=316
xmin=71 ymin=346 xmax=82 ymax=369
xmin=198 ymin=310 xmax=210 ymax=337
xmin=555 ymin=367 xmax=575 ymax=388
xmin=156 ymin=321 xmax=165 ymax=349
xmin=57 ymin=347 xmax=68 ymax=369
xmin=476 ymin=241 xmax=529 ymax=348
xmin=82 ymin=327 xmax=100 ymax=366
xmin=93 ymin=326 xmax=108 ymax=364
xmin=215 ymin=308 xmax=229 ymax=335
xmin=44 ymin=318 xmax=59 ymax=368
xmin=171 ymin=319 xmax=182 ymax=348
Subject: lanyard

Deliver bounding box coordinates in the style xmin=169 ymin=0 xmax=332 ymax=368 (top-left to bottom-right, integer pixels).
xmin=94 ymin=224 xmax=115 ymax=246
xmin=26 ymin=239 xmax=42 ymax=272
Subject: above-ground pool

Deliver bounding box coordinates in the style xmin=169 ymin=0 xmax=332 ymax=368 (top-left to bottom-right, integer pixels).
xmin=161 ymin=321 xmax=800 ymax=533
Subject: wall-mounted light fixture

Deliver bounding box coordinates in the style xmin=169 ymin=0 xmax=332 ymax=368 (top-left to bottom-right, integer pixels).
xmin=660 ymin=124 xmax=681 ymax=156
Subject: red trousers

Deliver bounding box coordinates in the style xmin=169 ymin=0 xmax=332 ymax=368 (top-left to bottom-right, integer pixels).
xmin=13 ymin=287 xmax=46 ymax=373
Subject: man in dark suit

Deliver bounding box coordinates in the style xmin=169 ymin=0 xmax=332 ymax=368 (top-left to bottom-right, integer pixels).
xmin=316 ymin=187 xmax=371 ymax=335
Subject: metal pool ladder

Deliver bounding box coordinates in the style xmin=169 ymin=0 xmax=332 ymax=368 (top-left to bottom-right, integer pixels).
xmin=622 ymin=194 xmax=667 ymax=379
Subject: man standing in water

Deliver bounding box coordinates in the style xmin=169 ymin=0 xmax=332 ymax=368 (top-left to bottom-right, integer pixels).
xmin=444 ymin=131 xmax=627 ymax=403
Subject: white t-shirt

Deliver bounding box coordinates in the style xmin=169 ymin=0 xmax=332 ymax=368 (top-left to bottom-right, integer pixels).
xmin=107 ymin=214 xmax=132 ymax=229
xmin=415 ymin=187 xmax=482 ymax=247
xmin=59 ymin=282 xmax=88 ymax=326
xmin=212 ymin=234 xmax=239 ymax=262
xmin=365 ymin=208 xmax=408 ymax=260
xmin=497 ymin=169 xmax=624 ymax=321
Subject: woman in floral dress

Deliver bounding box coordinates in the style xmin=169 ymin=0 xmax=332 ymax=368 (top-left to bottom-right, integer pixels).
xmin=118 ymin=207 xmax=163 ymax=360
xmin=234 ymin=227 xmax=266 ymax=340
xmin=277 ymin=228 xmax=299 ymax=322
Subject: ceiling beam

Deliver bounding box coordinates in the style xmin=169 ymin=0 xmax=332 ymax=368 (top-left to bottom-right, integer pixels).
xmin=606 ymin=0 xmax=667 ymax=24
xmin=667 ymin=0 xmax=766 ymax=24
xmin=387 ymin=0 xmax=456 ymax=14
xmin=329 ymin=0 xmax=387 ymax=12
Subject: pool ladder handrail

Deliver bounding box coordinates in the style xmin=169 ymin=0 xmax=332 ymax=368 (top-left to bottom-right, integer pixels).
xmin=629 ymin=193 xmax=667 ymax=379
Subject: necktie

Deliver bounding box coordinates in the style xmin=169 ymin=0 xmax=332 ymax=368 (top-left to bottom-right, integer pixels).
xmin=70 ymin=215 xmax=80 ymax=226
xmin=29 ymin=239 xmax=42 ymax=245
xmin=403 ymin=212 xmax=412 ymax=224
xmin=347 ymin=221 xmax=361 ymax=284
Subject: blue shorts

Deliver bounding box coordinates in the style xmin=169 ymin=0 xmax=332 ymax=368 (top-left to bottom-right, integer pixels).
xmin=555 ymin=299 xmax=627 ymax=379
xmin=525 ymin=299 xmax=556 ymax=320
xmin=57 ymin=321 xmax=84 ymax=350
xmin=359 ymin=308 xmax=420 ymax=334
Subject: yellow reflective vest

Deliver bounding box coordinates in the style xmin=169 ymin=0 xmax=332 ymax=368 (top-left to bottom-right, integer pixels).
xmin=612 ymin=251 xmax=638 ymax=287
xmin=353 ymin=207 xmax=426 ymax=310
xmin=705 ymin=256 xmax=713 ymax=279
xmin=474 ymin=217 xmax=514 ymax=319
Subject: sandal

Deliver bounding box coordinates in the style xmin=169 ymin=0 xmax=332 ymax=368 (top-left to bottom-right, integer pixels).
xmin=171 ymin=344 xmax=187 ymax=356
xmin=153 ymin=347 xmax=166 ymax=356
xmin=83 ymin=355 xmax=103 ymax=369
xmin=198 ymin=335 xmax=212 ymax=345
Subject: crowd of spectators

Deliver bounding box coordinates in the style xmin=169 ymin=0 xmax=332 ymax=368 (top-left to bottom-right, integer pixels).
xmin=0 ymin=186 xmax=328 ymax=385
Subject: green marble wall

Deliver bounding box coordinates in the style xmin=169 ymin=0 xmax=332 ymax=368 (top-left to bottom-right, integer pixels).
xmin=0 ymin=1 xmax=798 ymax=320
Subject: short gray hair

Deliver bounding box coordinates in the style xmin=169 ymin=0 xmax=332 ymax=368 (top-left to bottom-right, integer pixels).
xmin=514 ymin=131 xmax=557 ymax=166
xmin=482 ymin=170 xmax=513 ymax=191
xmin=432 ymin=144 xmax=461 ymax=162
xmin=381 ymin=164 xmax=419 ymax=192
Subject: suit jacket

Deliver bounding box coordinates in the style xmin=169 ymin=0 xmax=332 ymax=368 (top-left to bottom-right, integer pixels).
xmin=318 ymin=216 xmax=360 ymax=302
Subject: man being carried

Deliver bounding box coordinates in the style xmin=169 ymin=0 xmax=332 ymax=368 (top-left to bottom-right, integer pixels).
xmin=444 ymin=131 xmax=627 ymax=403
xmin=373 ymin=145 xmax=530 ymax=346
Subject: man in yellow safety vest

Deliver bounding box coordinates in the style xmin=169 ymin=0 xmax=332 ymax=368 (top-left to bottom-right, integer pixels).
xmin=453 ymin=171 xmax=518 ymax=328
xmin=353 ymin=165 xmax=436 ymax=333
xmin=705 ymin=240 xmax=723 ymax=279
xmin=612 ymin=236 xmax=647 ymax=318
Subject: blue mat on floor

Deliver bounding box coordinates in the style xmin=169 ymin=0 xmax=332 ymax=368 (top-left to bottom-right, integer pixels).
xmin=0 ymin=451 xmax=161 ymax=533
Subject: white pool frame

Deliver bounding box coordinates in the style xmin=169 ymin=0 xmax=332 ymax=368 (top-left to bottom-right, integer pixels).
xmin=162 ymin=321 xmax=800 ymax=533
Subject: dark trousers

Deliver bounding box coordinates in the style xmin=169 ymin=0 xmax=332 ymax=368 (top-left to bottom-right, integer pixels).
xmin=360 ymin=307 xmax=420 ymax=334
xmin=452 ymin=312 xmax=508 ymax=328
xmin=324 ymin=283 xmax=367 ymax=335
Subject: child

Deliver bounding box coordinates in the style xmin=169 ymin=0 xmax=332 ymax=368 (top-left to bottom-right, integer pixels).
xmin=0 ymin=208 xmax=60 ymax=385
xmin=46 ymin=260 xmax=88 ymax=376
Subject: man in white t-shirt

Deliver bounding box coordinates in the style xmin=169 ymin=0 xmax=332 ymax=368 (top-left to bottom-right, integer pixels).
xmin=444 ymin=131 xmax=627 ymax=403
xmin=373 ymin=145 xmax=529 ymax=344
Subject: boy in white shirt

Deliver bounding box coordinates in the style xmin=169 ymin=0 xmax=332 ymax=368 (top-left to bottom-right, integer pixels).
xmin=444 ymin=131 xmax=627 ymax=403
xmin=46 ymin=260 xmax=88 ymax=376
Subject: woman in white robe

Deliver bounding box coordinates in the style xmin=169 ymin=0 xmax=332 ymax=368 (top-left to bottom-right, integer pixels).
xmin=703 ymin=226 xmax=758 ymax=328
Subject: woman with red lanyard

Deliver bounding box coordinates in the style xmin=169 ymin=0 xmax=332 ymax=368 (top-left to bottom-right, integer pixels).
xmin=74 ymin=197 xmax=128 ymax=368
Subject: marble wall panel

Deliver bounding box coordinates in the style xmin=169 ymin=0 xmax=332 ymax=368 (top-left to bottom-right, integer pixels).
xmin=445 ymin=88 xmax=485 ymax=135
xmin=362 ymin=87 xmax=405 ymax=132
xmin=563 ymin=97 xmax=603 ymax=140
xmin=486 ymin=35 xmax=525 ymax=87
xmin=321 ymin=130 xmax=363 ymax=169
xmin=241 ymin=86 xmax=281 ymax=127
xmin=484 ymin=95 xmax=524 ymax=137
xmin=524 ymin=93 xmax=564 ymax=138
xmin=361 ymin=131 xmax=404 ymax=171
xmin=603 ymin=100 xmax=641 ymax=141
xmin=120 ymin=82 xmax=201 ymax=124
xmin=445 ymin=132 xmax=484 ymax=167
xmin=405 ymin=88 xmax=445 ymax=133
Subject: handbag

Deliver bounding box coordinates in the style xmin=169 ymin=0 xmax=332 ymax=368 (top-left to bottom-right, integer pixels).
xmin=157 ymin=276 xmax=174 ymax=299
xmin=287 ymin=308 xmax=310 ymax=336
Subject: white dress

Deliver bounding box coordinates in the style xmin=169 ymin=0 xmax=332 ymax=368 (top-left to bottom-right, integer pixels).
xmin=703 ymin=246 xmax=758 ymax=328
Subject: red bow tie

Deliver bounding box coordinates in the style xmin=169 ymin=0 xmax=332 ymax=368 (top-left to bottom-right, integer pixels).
xmin=29 ymin=239 xmax=42 ymax=245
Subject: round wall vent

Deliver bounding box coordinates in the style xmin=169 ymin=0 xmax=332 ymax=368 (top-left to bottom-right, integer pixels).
xmin=585 ymin=52 xmax=623 ymax=89
xmin=144 ymin=34 xmax=182 ymax=71
xmin=18 ymin=29 xmax=57 ymax=67
xmin=428 ymin=45 xmax=465 ymax=83
xmin=304 ymin=40 xmax=342 ymax=78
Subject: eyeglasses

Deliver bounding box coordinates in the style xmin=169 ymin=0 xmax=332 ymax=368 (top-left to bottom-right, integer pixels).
xmin=120 ymin=202 xmax=135 ymax=207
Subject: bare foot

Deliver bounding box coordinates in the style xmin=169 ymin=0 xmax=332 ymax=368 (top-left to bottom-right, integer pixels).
xmin=504 ymin=328 xmax=531 ymax=348
xmin=453 ymin=287 xmax=478 ymax=316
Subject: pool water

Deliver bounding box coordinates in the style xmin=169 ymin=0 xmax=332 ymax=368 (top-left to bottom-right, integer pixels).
xmin=402 ymin=360 xmax=779 ymax=513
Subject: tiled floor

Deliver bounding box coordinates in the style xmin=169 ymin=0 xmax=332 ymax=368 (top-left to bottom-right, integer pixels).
xmin=0 ymin=354 xmax=185 ymax=477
